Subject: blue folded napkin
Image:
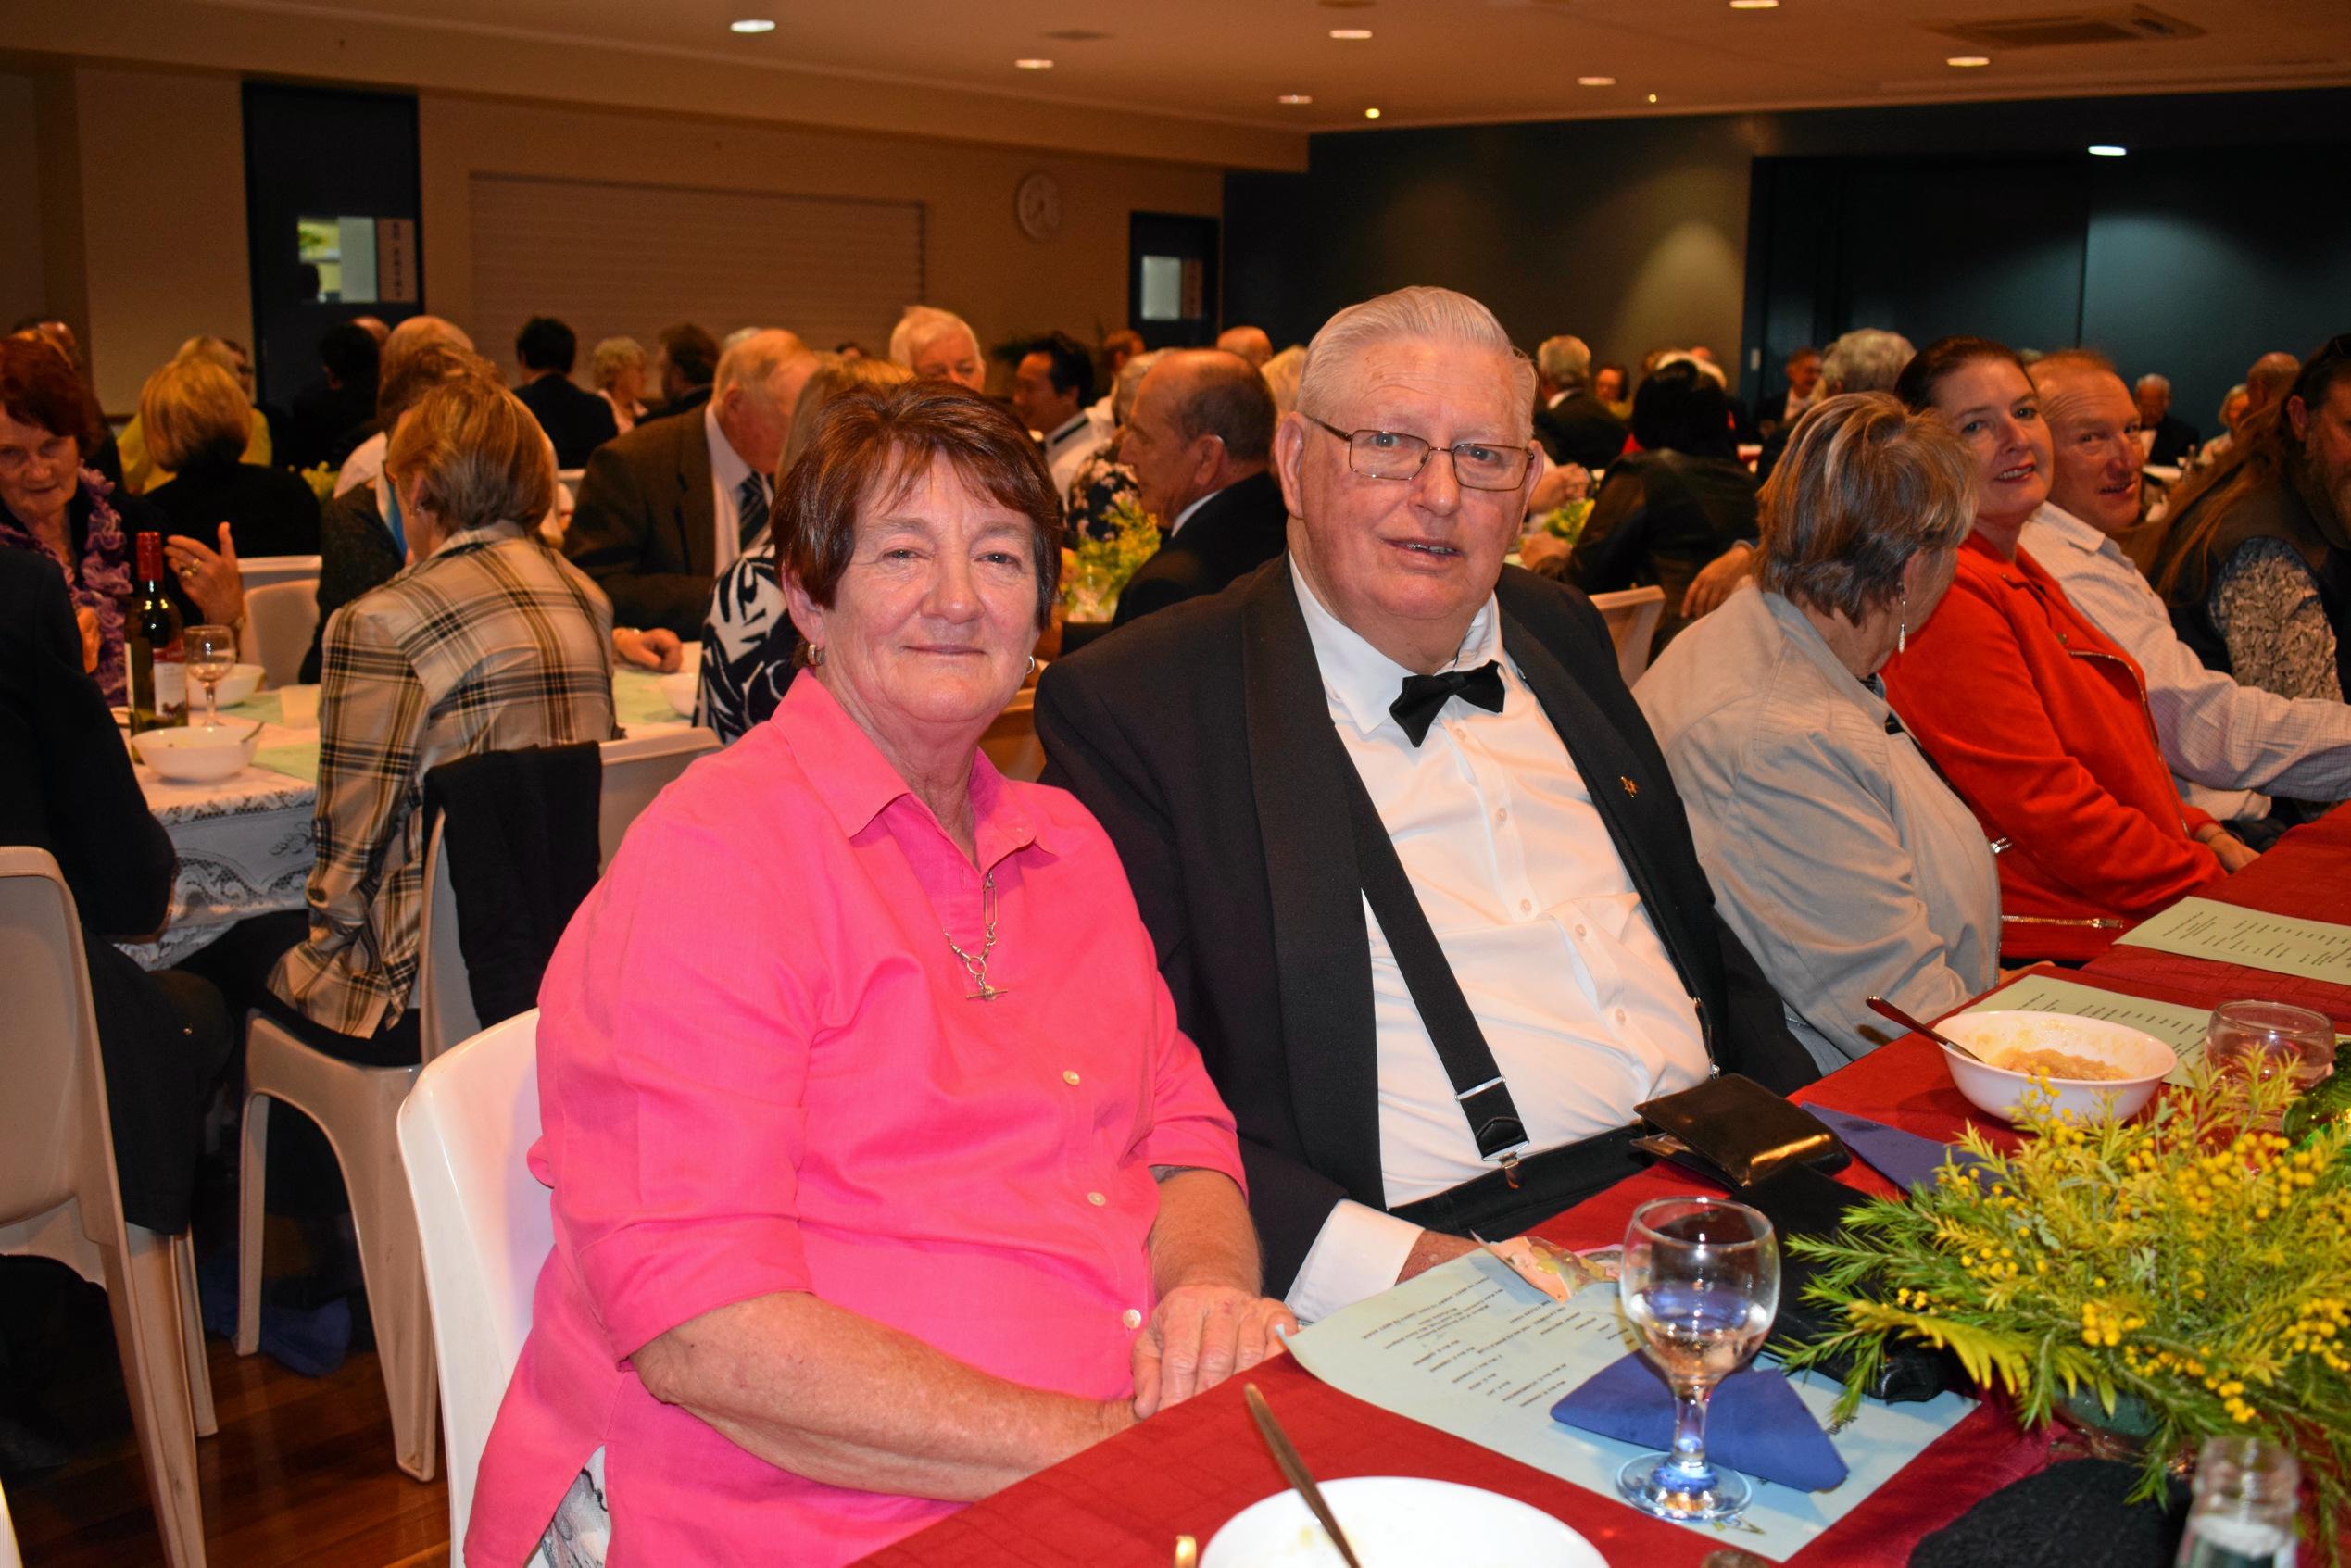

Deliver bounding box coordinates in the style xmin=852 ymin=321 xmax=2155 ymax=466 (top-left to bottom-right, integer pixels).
xmin=1809 ymin=1105 xmax=1989 ymax=1195
xmin=1553 ymin=1352 xmax=1850 ymax=1492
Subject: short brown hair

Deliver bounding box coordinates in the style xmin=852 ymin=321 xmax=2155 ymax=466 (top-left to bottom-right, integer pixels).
xmin=0 ymin=333 xmax=100 ymax=452
xmin=378 ymin=341 xmax=488 ymax=426
xmin=140 ymin=357 xmax=252 ymax=470
xmin=775 ymin=382 xmax=1062 ymax=631
xmin=385 ymin=371 xmax=555 ymax=531
xmin=1755 ymin=392 xmax=1976 ymax=621
xmin=1894 ymin=335 xmax=2028 ymax=414
xmin=780 ymin=354 xmax=915 ymax=477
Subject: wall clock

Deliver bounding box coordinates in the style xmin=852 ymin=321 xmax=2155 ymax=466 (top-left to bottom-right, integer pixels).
xmin=1016 ymin=171 xmax=1062 ymax=241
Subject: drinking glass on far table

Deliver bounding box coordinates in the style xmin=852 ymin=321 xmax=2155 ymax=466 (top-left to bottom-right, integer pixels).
xmin=184 ymin=623 xmax=238 ymax=726
xmin=1616 ymin=1196 xmax=1780 ymax=1524
xmin=2206 ymin=999 xmax=2336 ymax=1125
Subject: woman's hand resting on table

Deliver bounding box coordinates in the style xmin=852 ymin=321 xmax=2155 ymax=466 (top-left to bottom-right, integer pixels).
xmin=2195 ymin=822 xmax=2260 ymax=873
xmin=163 ymin=522 xmax=247 ymax=628
xmin=613 ymin=625 xmax=685 ymax=671
xmin=1130 ymin=1280 xmax=1298 ymax=1419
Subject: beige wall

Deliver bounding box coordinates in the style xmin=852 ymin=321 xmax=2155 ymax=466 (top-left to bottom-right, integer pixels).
xmin=0 ymin=73 xmax=45 ymax=332
xmin=420 ymin=95 xmax=1223 ymax=363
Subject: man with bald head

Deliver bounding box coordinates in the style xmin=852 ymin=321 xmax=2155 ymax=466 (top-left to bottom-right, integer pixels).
xmin=1039 ymin=286 xmax=1811 ymax=1315
xmin=1216 ymin=324 xmax=1274 ymax=369
xmin=566 ymin=328 xmax=818 ymax=633
xmin=2021 ymin=349 xmax=2351 ymax=833
xmin=1110 ymin=349 xmax=1288 ymax=628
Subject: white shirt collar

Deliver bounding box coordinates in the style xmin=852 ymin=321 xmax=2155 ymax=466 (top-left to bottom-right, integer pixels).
xmin=706 ymin=402 xmax=754 ymax=496
xmin=1290 ymin=558 xmax=1502 ymax=737
xmin=1545 ymin=389 xmax=1570 ymax=409
xmin=1167 ymin=478 xmax=1239 ymax=540
xmin=2027 ymin=499 xmax=2115 ymax=560
xmin=1043 ymin=411 xmax=1092 ymax=454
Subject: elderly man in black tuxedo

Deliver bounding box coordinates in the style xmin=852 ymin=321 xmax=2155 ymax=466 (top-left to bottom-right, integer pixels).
xmin=1037 ymin=286 xmax=1814 ymax=1319
xmin=1112 ymin=349 xmax=1289 ymax=628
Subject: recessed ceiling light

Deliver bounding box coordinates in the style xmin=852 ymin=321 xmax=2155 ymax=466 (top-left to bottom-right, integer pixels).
xmin=1646 ymin=93 xmax=1659 ymax=103
xmin=728 ymin=18 xmax=774 ymax=32
xmin=1330 ymin=28 xmax=1374 ymax=40
xmin=1278 ymin=94 xmax=1314 ymax=105
xmin=2088 ymin=144 xmax=2128 ymax=157
xmin=1014 ymin=57 xmax=1055 ymax=69
xmin=1729 ymin=1 xmax=1779 ymax=9
xmin=1946 ymin=54 xmax=1991 ymax=67
xmin=1577 ymin=75 xmax=1616 ymax=86
xmin=1364 ymin=107 xmax=1382 ymax=119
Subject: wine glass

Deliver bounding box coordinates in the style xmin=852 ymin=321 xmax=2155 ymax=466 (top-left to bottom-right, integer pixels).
xmin=184 ymin=624 xmax=239 ymax=727
xmin=1616 ymin=1196 xmax=1781 ymax=1523
xmin=2206 ymin=999 xmax=2336 ymax=1127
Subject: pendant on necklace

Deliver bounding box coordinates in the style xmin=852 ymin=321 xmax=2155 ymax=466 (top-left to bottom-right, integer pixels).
xmin=966 ymin=982 xmax=1010 ymax=1002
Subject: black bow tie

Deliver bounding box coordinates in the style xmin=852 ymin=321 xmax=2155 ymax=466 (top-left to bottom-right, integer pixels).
xmin=1390 ymin=660 xmax=1506 ymax=745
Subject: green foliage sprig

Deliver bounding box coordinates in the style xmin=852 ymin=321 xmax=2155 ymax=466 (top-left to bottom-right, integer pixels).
xmin=1780 ymin=1065 xmax=2351 ymax=1548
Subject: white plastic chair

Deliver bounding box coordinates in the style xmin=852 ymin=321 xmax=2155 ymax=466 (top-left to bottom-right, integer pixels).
xmin=0 ymin=847 xmax=210 ymax=1567
xmin=1590 ymin=584 xmax=1667 ymax=688
xmin=396 ymin=1010 xmax=547 ymax=1568
xmin=236 ymin=554 xmax=322 ymax=591
xmin=237 ymin=726 xmax=718 ymax=1481
xmin=980 ymin=689 xmax=1045 ymax=783
xmin=240 ymin=579 xmax=320 ymax=690
xmin=0 ymin=1474 xmax=21 ymax=1568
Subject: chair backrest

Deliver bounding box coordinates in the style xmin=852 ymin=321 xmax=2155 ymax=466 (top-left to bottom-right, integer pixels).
xmin=0 ymin=847 xmax=106 ymax=1230
xmin=242 ymin=579 xmax=320 ymax=690
xmin=414 ymin=728 xmax=719 ymax=1061
xmin=396 ymin=1010 xmax=548 ymax=1568
xmin=237 ymin=554 xmax=323 ymax=591
xmin=1590 ymin=585 xmax=1667 ymax=689
xmin=980 ymin=689 xmax=1045 ymax=783
xmin=0 ymin=1472 xmax=22 ymax=1568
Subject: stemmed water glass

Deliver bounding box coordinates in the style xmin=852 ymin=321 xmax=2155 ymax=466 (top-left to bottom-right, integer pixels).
xmin=1616 ymin=1196 xmax=1781 ymax=1523
xmin=184 ymin=624 xmax=239 ymax=727
xmin=2206 ymin=999 xmax=2337 ymax=1129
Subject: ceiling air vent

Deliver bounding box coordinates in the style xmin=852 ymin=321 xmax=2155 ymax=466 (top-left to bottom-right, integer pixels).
xmin=1934 ymin=6 xmax=2206 ymax=50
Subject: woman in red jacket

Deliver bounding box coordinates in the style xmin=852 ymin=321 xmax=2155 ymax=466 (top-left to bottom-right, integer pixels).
xmin=1881 ymin=337 xmax=2253 ymax=960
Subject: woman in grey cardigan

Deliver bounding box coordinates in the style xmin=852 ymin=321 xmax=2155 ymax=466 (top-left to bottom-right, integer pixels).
xmin=1635 ymin=393 xmax=1998 ymax=1071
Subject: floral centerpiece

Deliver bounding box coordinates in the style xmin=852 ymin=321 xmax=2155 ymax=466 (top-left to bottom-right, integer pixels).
xmin=1062 ymin=493 xmax=1160 ymax=623
xmin=1528 ymin=496 xmax=1593 ymax=551
xmin=1780 ymin=1065 xmax=2351 ymax=1543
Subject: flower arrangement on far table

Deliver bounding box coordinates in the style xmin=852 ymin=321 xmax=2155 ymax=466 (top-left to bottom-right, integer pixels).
xmin=300 ymin=462 xmax=339 ymax=506
xmin=1528 ymin=496 xmax=1593 ymax=551
xmin=1062 ymin=494 xmax=1161 ymax=624
xmin=1779 ymin=1065 xmax=2351 ymax=1546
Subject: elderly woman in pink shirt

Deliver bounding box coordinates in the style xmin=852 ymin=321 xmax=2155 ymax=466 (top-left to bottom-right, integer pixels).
xmin=467 ymin=383 xmax=1291 ymax=1567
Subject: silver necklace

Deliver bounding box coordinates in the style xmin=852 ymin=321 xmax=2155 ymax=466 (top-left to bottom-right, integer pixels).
xmin=943 ymin=871 xmax=1009 ymax=1001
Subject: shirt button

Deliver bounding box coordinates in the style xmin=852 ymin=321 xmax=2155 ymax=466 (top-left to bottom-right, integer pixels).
xmin=1087 ymin=1190 xmax=1106 ymax=1207
xmin=1123 ymin=1308 xmax=1143 ymax=1330
xmin=1492 ymin=807 xmax=1508 ymax=824
xmin=1519 ymin=898 xmax=1533 ymax=914
xmin=1614 ymin=1008 xmax=1628 ymax=1025
xmin=1574 ymin=922 xmax=1589 ymax=939
xmin=1062 ymin=1069 xmax=1081 ymax=1085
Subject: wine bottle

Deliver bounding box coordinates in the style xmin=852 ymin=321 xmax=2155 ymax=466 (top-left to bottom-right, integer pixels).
xmin=128 ymin=531 xmax=186 ymax=733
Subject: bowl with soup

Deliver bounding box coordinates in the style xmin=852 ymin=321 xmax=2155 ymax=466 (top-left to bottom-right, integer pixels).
xmin=1935 ymin=1010 xmax=2175 ymax=1123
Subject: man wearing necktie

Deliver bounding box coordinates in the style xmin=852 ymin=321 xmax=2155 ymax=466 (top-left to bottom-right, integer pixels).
xmin=1037 ymin=286 xmax=1815 ymax=1321
xmin=565 ymin=329 xmax=816 ymax=635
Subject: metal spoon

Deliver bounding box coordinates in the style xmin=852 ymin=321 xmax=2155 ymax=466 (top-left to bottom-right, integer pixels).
xmin=1866 ymin=995 xmax=1991 ymax=1065
xmin=1242 ymin=1383 xmax=1364 ymax=1568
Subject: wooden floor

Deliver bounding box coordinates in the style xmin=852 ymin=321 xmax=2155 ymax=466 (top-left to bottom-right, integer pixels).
xmin=9 ymin=1322 xmax=450 ymax=1567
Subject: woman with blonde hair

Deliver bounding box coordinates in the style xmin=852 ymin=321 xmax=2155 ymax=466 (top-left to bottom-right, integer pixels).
xmin=591 ymin=335 xmax=649 ymax=435
xmin=118 ymin=335 xmax=272 ymax=489
xmin=140 ymin=355 xmax=320 ymax=558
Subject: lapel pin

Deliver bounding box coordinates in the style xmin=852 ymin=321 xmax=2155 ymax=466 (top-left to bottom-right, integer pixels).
xmin=1619 ymin=775 xmax=1639 ymax=799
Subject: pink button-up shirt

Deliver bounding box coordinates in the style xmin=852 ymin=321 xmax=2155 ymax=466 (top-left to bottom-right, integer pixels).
xmin=466 ymin=676 xmax=1246 ymax=1567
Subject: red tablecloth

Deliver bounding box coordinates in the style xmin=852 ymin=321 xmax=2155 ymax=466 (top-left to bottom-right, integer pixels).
xmin=2083 ymin=808 xmax=2351 ymax=1026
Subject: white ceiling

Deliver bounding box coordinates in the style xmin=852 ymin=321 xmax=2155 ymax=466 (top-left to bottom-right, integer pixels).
xmin=188 ymin=0 xmax=2351 ymax=132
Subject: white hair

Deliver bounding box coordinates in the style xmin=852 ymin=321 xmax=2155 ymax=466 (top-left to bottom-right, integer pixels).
xmin=1296 ymin=286 xmax=1536 ymax=438
xmin=1819 ymin=328 xmax=1916 ymax=396
xmin=590 ymin=335 xmax=645 ymax=384
xmin=1111 ymin=350 xmax=1162 ymax=425
xmin=714 ymin=329 xmax=812 ymax=403
xmin=1651 ymin=350 xmax=1728 ymax=390
xmin=888 ymin=306 xmax=979 ymax=369
xmin=1262 ymin=345 xmax=1307 ymax=416
xmin=1535 ymin=334 xmax=1591 ymax=389
xmin=2136 ymin=372 xmax=2171 ymax=395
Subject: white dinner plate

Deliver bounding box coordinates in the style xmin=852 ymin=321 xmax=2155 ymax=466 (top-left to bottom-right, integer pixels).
xmin=1201 ymin=1476 xmax=1603 ymax=1568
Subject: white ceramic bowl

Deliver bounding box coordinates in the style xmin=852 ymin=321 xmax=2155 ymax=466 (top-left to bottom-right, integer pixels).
xmin=1201 ymin=1476 xmax=1603 ymax=1568
xmin=134 ymin=722 xmax=260 ymax=784
xmin=1936 ymin=1010 xmax=2176 ymax=1124
xmin=657 ymin=671 xmax=699 ymax=718
xmin=210 ymin=662 xmax=265 ymax=708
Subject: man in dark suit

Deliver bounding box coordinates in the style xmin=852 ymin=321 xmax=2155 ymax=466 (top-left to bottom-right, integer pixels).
xmin=564 ymin=329 xmax=815 ymax=635
xmin=1038 ymin=287 xmax=1814 ymax=1317
xmin=2134 ymin=372 xmax=2201 ymax=468
xmin=1112 ymin=349 xmax=1289 ymax=628
xmin=1531 ymin=333 xmax=1627 ymax=474
xmin=636 ymin=322 xmax=722 ymax=425
xmin=511 ymin=315 xmax=619 ymax=469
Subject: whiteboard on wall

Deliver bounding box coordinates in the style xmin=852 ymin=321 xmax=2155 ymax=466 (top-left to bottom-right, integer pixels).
xmin=467 ymin=173 xmax=925 ymax=382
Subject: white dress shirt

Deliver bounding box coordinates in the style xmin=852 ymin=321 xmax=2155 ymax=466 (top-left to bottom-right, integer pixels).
xmin=1284 ymin=562 xmax=1709 ymax=1321
xmin=1164 ymin=483 xmax=1231 ymax=542
xmin=1042 ymin=412 xmax=1096 ymax=502
xmin=706 ymin=403 xmax=758 ymax=573
xmin=2020 ymin=501 xmax=2351 ymax=817
xmin=334 ymin=430 xmax=386 ymax=498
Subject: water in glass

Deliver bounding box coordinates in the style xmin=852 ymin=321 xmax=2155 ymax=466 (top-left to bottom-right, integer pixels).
xmin=2206 ymin=1000 xmax=2335 ymax=1128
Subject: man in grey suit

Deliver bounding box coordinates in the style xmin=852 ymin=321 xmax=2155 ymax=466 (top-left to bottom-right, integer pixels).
xmin=563 ymin=330 xmax=816 ymax=635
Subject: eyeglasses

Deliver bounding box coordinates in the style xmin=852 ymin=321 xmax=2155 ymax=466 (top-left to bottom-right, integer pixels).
xmin=1301 ymin=414 xmax=1536 ymax=491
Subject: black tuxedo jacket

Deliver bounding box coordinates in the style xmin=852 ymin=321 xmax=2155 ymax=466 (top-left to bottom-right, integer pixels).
xmin=1533 ymin=391 xmax=1628 ymax=474
xmin=562 ymin=408 xmax=718 ymax=635
xmin=1111 ymin=470 xmax=1288 ymax=628
xmin=1037 ymin=560 xmax=1816 ymax=1292
xmin=515 ymin=373 xmax=621 ymax=470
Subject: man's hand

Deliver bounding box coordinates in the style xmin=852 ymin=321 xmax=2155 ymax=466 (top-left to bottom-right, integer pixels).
xmin=1680 ymin=541 xmax=1755 ymax=620
xmin=2196 ymin=824 xmax=2260 ymax=873
xmin=1527 ymin=461 xmax=1591 ymax=514
xmin=614 ymin=625 xmax=685 ymax=671
xmin=164 ymin=522 xmax=246 ymax=627
xmin=75 ymin=606 xmax=101 ymax=672
xmin=1130 ymin=1281 xmax=1296 ymax=1420
xmin=1395 ymin=1228 xmax=1479 ymax=1285
xmin=1517 ymin=532 xmax=1571 ymax=576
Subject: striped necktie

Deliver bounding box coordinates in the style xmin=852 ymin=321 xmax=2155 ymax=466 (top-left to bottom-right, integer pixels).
xmin=737 ymin=471 xmax=771 ymax=550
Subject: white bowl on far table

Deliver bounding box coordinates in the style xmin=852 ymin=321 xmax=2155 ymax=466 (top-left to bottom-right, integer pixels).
xmin=133 ymin=721 xmax=261 ymax=784
xmin=657 ymin=671 xmax=699 ymax=718
xmin=1936 ymin=1010 xmax=2176 ymax=1124
xmin=209 ymin=662 xmax=265 ymax=709
xmin=1201 ymin=1476 xmax=1603 ymax=1568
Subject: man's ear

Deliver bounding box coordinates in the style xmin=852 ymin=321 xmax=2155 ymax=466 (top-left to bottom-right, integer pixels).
xmin=1273 ymin=413 xmax=1310 ymax=519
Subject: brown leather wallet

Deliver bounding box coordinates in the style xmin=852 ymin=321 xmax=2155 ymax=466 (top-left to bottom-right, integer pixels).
xmin=1634 ymin=1073 xmax=1849 ymax=1188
